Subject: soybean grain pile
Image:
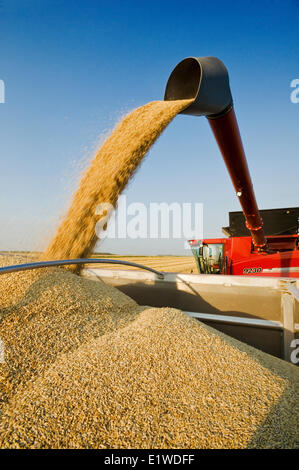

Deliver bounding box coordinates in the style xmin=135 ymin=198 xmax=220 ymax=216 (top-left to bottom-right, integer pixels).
xmin=43 ymin=100 xmax=191 ymax=262
xmin=0 ymin=258 xmax=298 ymax=448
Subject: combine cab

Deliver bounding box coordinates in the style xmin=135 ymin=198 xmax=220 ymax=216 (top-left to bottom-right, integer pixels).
xmin=190 ymin=234 xmax=299 ymax=277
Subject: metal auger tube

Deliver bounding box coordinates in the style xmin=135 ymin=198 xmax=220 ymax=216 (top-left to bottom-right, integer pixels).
xmin=164 ymin=56 xmax=267 ymax=249
xmin=0 ymin=258 xmax=164 ymax=279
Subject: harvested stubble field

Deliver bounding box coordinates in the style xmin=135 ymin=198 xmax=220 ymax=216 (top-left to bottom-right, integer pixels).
xmin=0 ymin=256 xmax=298 ymax=449
xmin=88 ymin=254 xmax=197 ymax=273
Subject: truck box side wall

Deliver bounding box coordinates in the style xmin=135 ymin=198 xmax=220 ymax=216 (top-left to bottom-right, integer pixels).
xmin=84 ymin=270 xmax=288 ymax=358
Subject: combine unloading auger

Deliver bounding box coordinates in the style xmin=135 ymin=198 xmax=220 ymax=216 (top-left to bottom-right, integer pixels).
xmin=164 ymin=56 xmax=267 ymax=250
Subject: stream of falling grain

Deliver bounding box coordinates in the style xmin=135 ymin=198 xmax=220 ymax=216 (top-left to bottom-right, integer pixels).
xmin=43 ymin=100 xmax=191 ymax=261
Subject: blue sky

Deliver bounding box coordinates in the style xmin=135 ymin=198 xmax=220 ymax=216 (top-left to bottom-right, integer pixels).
xmin=0 ymin=0 xmax=298 ymax=255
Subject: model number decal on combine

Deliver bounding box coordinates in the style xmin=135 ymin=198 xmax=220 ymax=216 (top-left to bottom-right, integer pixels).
xmin=243 ymin=267 xmax=262 ymax=274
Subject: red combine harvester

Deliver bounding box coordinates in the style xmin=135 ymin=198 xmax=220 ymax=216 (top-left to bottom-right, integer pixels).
xmin=164 ymin=56 xmax=299 ymax=278
xmin=189 ymin=209 xmax=299 ymax=277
